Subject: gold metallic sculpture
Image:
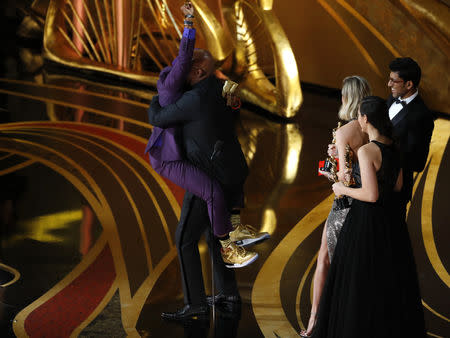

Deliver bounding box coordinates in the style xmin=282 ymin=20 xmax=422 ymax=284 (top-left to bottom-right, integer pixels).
xmin=397 ymin=0 xmax=449 ymax=59
xmin=324 ymin=122 xmax=341 ymax=183
xmin=316 ymin=0 xmax=449 ymax=114
xmin=222 ymin=79 xmax=239 ymax=97
xmin=343 ymin=144 xmax=355 ymax=187
xmin=220 ymin=0 xmax=302 ymax=117
xmin=27 ymin=0 xmax=450 ymax=115
xmin=321 ymin=122 xmax=354 ymax=210
xmin=43 ymin=0 xmax=302 ymax=118
xmin=323 ymin=122 xmax=354 ymax=187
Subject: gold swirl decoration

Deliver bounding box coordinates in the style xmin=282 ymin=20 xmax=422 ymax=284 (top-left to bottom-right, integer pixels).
xmin=0 ymin=122 xmax=180 ymax=336
xmin=313 ymin=0 xmax=449 ymax=114
xmin=42 ymin=0 xmax=302 ymax=118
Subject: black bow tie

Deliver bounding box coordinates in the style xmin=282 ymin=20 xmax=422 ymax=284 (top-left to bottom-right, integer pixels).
xmin=394 ymin=98 xmax=406 ymax=107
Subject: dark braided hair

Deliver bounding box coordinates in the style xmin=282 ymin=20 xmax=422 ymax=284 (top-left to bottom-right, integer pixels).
xmin=359 ymin=96 xmax=393 ymax=139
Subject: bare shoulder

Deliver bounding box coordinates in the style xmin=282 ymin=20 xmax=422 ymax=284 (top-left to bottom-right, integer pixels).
xmin=336 ymin=120 xmax=360 ymax=142
xmin=358 ymin=142 xmax=378 ymax=158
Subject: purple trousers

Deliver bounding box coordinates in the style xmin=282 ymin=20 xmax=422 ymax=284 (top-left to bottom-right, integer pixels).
xmin=150 ymin=150 xmax=232 ymax=237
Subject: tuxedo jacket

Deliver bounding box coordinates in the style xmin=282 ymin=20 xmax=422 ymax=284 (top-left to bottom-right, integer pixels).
xmin=145 ymin=28 xmax=196 ymax=163
xmin=147 ymin=75 xmax=249 ymax=190
xmin=388 ymin=94 xmax=434 ymax=201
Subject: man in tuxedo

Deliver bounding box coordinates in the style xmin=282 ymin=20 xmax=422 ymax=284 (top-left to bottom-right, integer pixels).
xmin=147 ymin=49 xmax=248 ymax=320
xmin=387 ymin=57 xmax=434 ymax=221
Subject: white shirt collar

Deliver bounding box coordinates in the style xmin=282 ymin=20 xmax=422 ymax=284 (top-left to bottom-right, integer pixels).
xmin=399 ymin=89 xmax=418 ymax=105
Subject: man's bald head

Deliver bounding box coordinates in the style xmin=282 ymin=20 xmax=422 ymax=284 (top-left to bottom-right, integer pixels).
xmin=187 ymin=49 xmax=215 ymax=85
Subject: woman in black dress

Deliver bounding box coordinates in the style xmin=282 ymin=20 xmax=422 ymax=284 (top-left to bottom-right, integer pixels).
xmin=312 ymin=96 xmax=425 ymax=338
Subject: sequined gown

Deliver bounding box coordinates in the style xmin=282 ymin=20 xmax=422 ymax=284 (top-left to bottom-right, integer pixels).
xmin=312 ymin=141 xmax=425 ymax=338
xmin=325 ymin=161 xmax=361 ymax=260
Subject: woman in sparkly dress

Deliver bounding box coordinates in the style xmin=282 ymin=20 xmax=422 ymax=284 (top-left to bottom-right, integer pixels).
xmin=301 ymin=76 xmax=370 ymax=337
xmin=312 ymin=96 xmax=425 ymax=337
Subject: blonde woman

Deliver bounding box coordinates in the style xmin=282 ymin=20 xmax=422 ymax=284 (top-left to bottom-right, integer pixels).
xmin=300 ymin=76 xmax=371 ymax=337
xmin=313 ymin=96 xmax=425 ymax=337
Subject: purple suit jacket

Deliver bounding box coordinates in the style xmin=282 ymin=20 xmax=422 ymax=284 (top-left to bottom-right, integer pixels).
xmin=145 ymin=28 xmax=196 ymax=165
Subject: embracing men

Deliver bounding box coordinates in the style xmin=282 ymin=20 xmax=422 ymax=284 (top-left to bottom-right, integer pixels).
xmin=145 ymin=1 xmax=273 ymax=321
xmin=146 ymin=2 xmax=272 ymax=317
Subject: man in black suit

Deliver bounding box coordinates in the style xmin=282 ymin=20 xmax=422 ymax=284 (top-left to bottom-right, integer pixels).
xmin=147 ymin=49 xmax=249 ymax=320
xmin=387 ymin=57 xmax=434 ymax=221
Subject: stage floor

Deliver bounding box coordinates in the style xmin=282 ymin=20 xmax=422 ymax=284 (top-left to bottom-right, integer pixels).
xmin=0 ymin=72 xmax=449 ymax=338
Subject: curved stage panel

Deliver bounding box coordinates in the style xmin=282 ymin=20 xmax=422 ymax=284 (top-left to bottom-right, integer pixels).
xmin=1 ymin=0 xmax=449 ymax=336
xmin=0 ymin=75 xmax=448 ymax=337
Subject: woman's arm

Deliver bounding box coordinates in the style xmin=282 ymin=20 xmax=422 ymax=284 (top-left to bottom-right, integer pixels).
xmin=332 ymin=145 xmax=379 ymax=202
xmin=335 ymin=128 xmax=348 ymax=182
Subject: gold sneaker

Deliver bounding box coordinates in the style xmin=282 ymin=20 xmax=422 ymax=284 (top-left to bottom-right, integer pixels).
xmin=221 ymin=243 xmax=258 ymax=268
xmin=229 ymin=224 xmax=270 ymax=247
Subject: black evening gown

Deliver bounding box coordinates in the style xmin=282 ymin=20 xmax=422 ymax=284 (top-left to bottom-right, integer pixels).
xmin=312 ymin=141 xmax=425 ymax=338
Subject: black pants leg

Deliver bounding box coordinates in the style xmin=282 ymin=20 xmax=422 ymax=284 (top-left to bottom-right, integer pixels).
xmin=204 ymin=228 xmax=239 ymax=296
xmin=400 ymin=199 xmax=408 ymax=223
xmin=176 ymin=192 xmax=238 ymax=306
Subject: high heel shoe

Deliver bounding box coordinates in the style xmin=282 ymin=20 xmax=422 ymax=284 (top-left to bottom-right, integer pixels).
xmin=299 ymin=311 xmax=316 ymax=337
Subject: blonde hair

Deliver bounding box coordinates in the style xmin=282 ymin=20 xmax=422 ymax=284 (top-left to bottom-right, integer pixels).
xmin=338 ymin=76 xmax=371 ymax=121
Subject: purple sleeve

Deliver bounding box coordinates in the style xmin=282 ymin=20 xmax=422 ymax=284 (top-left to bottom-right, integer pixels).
xmin=157 ymin=28 xmax=196 ymax=107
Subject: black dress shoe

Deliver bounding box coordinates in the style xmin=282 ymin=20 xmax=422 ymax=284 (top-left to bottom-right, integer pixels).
xmin=161 ymin=304 xmax=209 ymax=321
xmin=206 ymin=293 xmax=241 ymax=307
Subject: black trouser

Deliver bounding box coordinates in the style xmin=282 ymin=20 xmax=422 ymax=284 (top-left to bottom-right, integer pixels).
xmin=175 ymin=192 xmax=239 ymax=306
xmin=399 ymin=198 xmax=408 ymax=223
xmin=391 ymin=191 xmax=409 ymax=224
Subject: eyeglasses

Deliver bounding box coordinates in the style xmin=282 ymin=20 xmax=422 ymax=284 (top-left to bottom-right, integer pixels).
xmin=388 ymin=78 xmax=404 ymax=84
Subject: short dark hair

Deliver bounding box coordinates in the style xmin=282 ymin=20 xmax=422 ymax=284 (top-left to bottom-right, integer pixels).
xmin=389 ymin=57 xmax=421 ymax=88
xmin=192 ymin=49 xmax=215 ymax=75
xmin=359 ymin=96 xmax=393 ymax=139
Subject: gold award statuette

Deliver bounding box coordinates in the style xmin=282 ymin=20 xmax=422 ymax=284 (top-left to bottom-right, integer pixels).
xmin=343 ymin=144 xmax=355 ymax=187
xmin=222 ymin=80 xmax=239 ymax=98
xmin=324 ymin=122 xmax=353 ymax=211
xmin=333 ymin=142 xmax=354 ymax=211
xmin=327 ymin=122 xmax=342 ymax=183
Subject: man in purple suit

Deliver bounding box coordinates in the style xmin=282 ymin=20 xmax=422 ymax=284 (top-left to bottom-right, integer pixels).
xmin=145 ymin=2 xmax=260 ymax=270
xmin=145 ymin=2 xmax=269 ymax=321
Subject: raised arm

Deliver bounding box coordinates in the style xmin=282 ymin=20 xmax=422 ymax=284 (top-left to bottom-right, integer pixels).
xmin=157 ymin=3 xmax=196 ymax=99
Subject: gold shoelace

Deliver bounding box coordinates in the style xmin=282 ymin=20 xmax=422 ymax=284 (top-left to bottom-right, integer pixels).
xmin=239 ymin=224 xmax=257 ymax=235
xmin=235 ymin=245 xmax=247 ymax=257
xmin=224 ymin=244 xmax=247 ymax=258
